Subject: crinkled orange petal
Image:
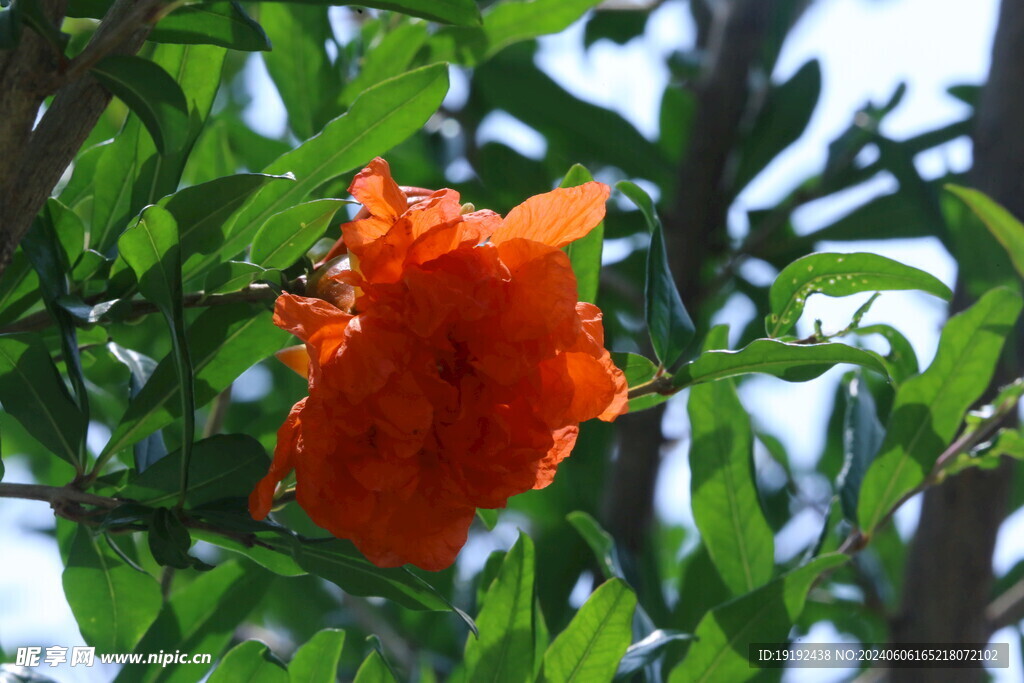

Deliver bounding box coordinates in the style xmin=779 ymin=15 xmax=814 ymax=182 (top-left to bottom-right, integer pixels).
xmin=273 ymin=294 xmax=352 ymax=345
xmin=497 ymin=238 xmax=579 ymax=343
xmin=534 ymin=425 xmax=579 ymax=489
xmin=249 ymin=398 xmax=305 ymax=519
xmin=348 ymin=157 xmax=407 ymax=221
xmin=492 ymin=182 xmax=610 ymax=248
xmin=276 ymin=345 xmax=310 ymax=378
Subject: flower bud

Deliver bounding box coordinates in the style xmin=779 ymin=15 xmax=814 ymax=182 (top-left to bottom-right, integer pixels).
xmin=306 ymin=255 xmax=356 ymax=312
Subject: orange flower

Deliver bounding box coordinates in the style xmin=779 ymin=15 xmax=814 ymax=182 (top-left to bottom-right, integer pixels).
xmin=250 ymin=158 xmax=627 ymax=571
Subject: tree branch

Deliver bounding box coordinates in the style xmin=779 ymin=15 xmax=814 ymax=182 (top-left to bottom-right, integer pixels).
xmin=0 ymin=282 xmax=280 ymax=335
xmin=0 ymin=0 xmax=165 ymax=279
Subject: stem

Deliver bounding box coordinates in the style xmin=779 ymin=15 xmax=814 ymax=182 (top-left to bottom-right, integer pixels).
xmin=0 ymin=283 xmax=280 ymax=335
xmin=202 ymin=385 xmax=232 ymax=439
xmin=0 ymin=482 xmax=119 ymax=509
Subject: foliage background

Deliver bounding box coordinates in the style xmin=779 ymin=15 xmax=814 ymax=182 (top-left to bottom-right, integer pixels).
xmin=2 ymin=0 xmax=1024 ymax=681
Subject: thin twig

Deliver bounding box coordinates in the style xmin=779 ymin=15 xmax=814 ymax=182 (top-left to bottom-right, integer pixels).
xmin=0 ymin=482 xmax=120 ymax=509
xmin=0 ymin=283 xmax=280 ymax=334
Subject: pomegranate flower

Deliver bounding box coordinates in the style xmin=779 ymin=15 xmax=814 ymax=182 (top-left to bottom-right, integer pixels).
xmin=250 ymin=158 xmax=627 ymax=571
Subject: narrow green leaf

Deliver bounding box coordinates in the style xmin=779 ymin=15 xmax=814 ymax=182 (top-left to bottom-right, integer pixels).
xmin=107 ymin=342 xmax=168 ymax=472
xmin=430 ymin=0 xmax=601 ymax=65
xmin=260 ymin=3 xmax=336 ymax=141
xmin=617 ymin=180 xmax=694 ymax=368
xmin=944 ymin=428 xmax=1024 ymax=476
xmin=0 ymin=250 xmax=40 ymax=326
xmin=156 ymin=172 xmax=292 ymax=279
xmin=836 ymin=374 xmax=884 ymax=522
xmin=561 ymin=164 xmax=604 ymax=304
xmin=688 ymin=372 xmax=774 ymax=595
xmin=766 ymin=252 xmax=952 ymax=337
xmin=62 ymin=525 xmax=162 ymax=652
xmin=118 ymin=205 xmax=194 ymax=505
xmin=352 ymin=650 xmax=397 ymax=683
xmin=0 ymin=334 xmax=86 ymax=467
xmin=115 ymin=560 xmax=274 ymax=683
xmin=857 ymin=287 xmax=1023 ymax=533
xmin=294 ymin=539 xmax=461 ymax=615
xmin=91 ymin=55 xmax=190 ymax=154
xmin=250 ymin=0 xmax=480 ymax=26
xmin=540 ymin=579 xmax=636 ymax=683
xmin=152 ymin=2 xmax=270 ymax=51
xmin=852 ymin=323 xmax=919 ymax=385
xmin=566 ymin=511 xmax=620 ymax=580
xmin=204 ymin=261 xmax=266 ymax=294
xmin=464 ymin=532 xmax=537 ymax=683
xmin=226 ymin=64 xmax=449 ymax=265
xmin=102 ymin=304 xmax=289 ymax=459
xmin=209 ymin=640 xmax=288 ymax=683
xmin=948 ymin=184 xmax=1024 ymax=280
xmin=339 ymin=22 xmax=429 ymax=107
xmin=615 ymin=630 xmax=693 ymax=680
xmin=671 ymin=339 xmax=889 ymax=389
xmin=22 ymin=210 xmax=90 ymax=451
xmin=251 ymin=199 xmax=345 ymax=269
xmin=734 ymin=60 xmax=821 ymax=192
xmin=477 ymin=508 xmax=499 ymax=530
xmin=120 ymin=434 xmax=270 ymax=508
xmin=611 ymin=352 xmax=669 ymax=412
xmin=668 ymin=554 xmax=847 ymax=683
xmin=288 ymin=629 xmax=346 ymax=683
xmin=189 ymin=528 xmax=305 ymax=577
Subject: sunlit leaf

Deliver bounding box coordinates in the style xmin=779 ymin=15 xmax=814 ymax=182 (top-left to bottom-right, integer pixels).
xmin=562 ymin=164 xmax=603 ymax=305
xmin=250 ymin=199 xmax=345 ymax=270
xmin=858 ymin=287 xmax=1022 ymax=533
xmin=668 ymin=554 xmax=847 ymax=683
xmin=540 ymin=579 xmax=636 ymax=683
xmin=288 ymin=629 xmax=346 ymax=683
xmin=766 ymin=252 xmax=952 ymax=337
xmin=208 ymin=640 xmax=287 ymax=683
xmin=947 ymin=184 xmax=1024 ymax=280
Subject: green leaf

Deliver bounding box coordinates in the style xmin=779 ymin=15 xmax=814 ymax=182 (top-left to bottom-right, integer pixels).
xmin=566 ymin=511 xmax=620 ymax=580
xmin=430 ymin=0 xmax=601 ymax=65
xmin=209 ymin=640 xmax=288 ymax=683
xmin=615 ymin=630 xmax=693 ymax=680
xmin=226 ymin=64 xmax=449 ymax=263
xmin=837 ymin=374 xmax=885 ymax=522
xmin=562 ymin=165 xmax=603 ymax=304
xmin=107 ymin=342 xmax=168 ymax=471
xmin=857 ymin=287 xmax=1023 ymax=533
xmin=288 ymin=629 xmax=346 ymax=683
xmin=260 ymin=3 xmax=336 ymax=141
xmin=157 ymin=172 xmax=292 ymax=280
xmin=671 ymin=339 xmax=889 ymax=389
xmin=766 ymin=252 xmax=952 ymax=337
xmin=688 ymin=371 xmax=774 ymax=595
xmin=0 ymin=249 xmax=40 ymax=326
xmin=339 ymin=22 xmax=429 ymax=108
xmin=353 ymin=650 xmax=398 ymax=683
xmin=477 ymin=507 xmax=499 ymax=530
xmin=0 ymin=333 xmax=86 ymax=467
xmin=204 ymin=261 xmax=266 ymax=294
xmin=101 ymin=304 xmax=289 ymax=460
xmin=148 ymin=506 xmax=211 ymax=570
xmin=617 ymin=180 xmax=694 ymax=368
xmin=667 ymin=554 xmax=847 ymax=683
xmin=120 ymin=434 xmax=270 ymax=508
xmin=189 ymin=528 xmax=305 ymax=577
xmin=294 ymin=539 xmax=465 ymax=616
xmin=130 ymin=44 xmax=228 ymax=212
xmin=91 ymin=55 xmax=190 ymax=154
xmin=947 ymin=184 xmax=1024 ymax=280
xmin=852 ymin=323 xmax=919 ymax=385
xmin=540 ymin=579 xmax=636 ymax=683
xmin=62 ymin=525 xmax=162 ymax=652
xmin=250 ymin=199 xmax=345 ymax=269
xmin=944 ymin=427 xmax=1024 ymax=476
xmin=115 ymin=560 xmax=274 ymax=683
xmin=734 ymin=60 xmax=821 ymax=192
xmin=464 ymin=532 xmax=538 ymax=683
xmin=152 ymin=2 xmax=270 ymax=51
xmin=118 ymin=205 xmax=194 ymax=506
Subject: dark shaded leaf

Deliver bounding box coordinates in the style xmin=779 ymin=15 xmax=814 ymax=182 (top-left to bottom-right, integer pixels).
xmin=837 ymin=373 xmax=885 ymax=521
xmin=91 ymin=55 xmax=189 ymax=154
xmin=152 ymin=2 xmax=270 ymax=51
